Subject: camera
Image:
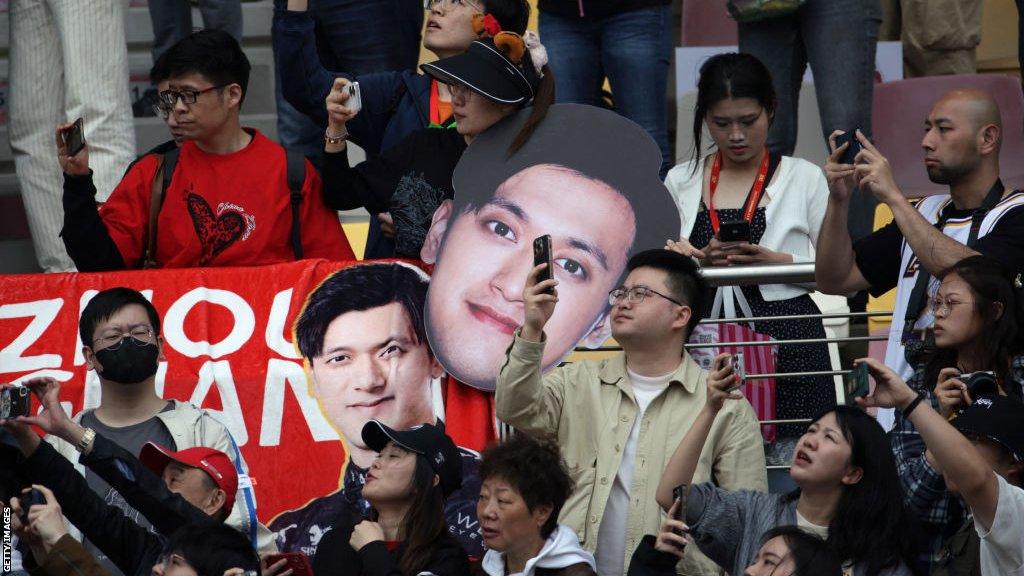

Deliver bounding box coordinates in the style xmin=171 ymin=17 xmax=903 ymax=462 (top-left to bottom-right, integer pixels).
xmin=960 ymin=371 xmax=999 ymax=398
xmin=0 ymin=385 xmax=31 ymax=420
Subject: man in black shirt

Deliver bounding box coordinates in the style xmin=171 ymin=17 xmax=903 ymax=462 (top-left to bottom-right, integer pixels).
xmin=816 ymin=88 xmax=1024 ymax=384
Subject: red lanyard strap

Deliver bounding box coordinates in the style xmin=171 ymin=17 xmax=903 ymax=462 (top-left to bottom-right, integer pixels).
xmin=707 ymin=147 xmax=770 ymax=235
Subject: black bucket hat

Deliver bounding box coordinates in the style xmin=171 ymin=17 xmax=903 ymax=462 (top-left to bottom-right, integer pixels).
xmin=952 ymin=394 xmax=1024 ymax=462
xmin=421 ymin=35 xmax=540 ymax=106
xmin=361 ymin=419 xmax=463 ymax=497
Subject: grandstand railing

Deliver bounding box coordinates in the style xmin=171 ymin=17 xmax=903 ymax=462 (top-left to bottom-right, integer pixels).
xmin=573 ymin=262 xmax=894 ymax=469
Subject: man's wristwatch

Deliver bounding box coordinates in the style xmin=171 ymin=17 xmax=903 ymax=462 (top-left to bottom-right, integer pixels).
xmin=325 ymin=128 xmax=349 ymax=145
xmin=77 ymin=427 xmax=96 ymax=454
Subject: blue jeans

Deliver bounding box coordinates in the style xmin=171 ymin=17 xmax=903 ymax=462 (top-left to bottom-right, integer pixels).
xmin=739 ymin=0 xmax=882 ymax=240
xmin=273 ymin=0 xmax=423 ymax=167
xmin=148 ymin=0 xmax=242 ymax=63
xmin=540 ymin=5 xmax=673 ymax=176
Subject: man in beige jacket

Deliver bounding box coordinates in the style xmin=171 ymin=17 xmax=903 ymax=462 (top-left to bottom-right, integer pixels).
xmin=496 ymin=249 xmax=768 ymax=576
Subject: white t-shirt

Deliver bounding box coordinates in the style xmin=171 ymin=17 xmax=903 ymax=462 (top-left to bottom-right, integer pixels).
xmin=796 ymin=509 xmax=830 ymax=540
xmin=594 ymin=367 xmax=673 ymax=576
xmin=975 ymin=474 xmax=1024 ymax=575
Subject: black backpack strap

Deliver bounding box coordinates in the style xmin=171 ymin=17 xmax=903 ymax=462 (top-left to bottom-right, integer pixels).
xmin=285 ymin=149 xmax=305 ymax=260
xmin=162 ymin=147 xmax=180 ymax=194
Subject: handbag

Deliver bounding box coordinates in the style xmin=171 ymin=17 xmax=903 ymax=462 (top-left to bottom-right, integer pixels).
xmin=688 ymin=285 xmax=779 ymax=441
xmin=726 ymin=0 xmax=805 ymax=23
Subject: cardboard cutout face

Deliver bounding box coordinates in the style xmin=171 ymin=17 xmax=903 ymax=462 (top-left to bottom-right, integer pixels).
xmin=422 ymin=104 xmax=682 ymax=391
xmin=294 ymin=262 xmax=442 ymax=469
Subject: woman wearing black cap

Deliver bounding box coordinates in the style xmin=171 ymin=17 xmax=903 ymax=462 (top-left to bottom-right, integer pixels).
xmin=320 ymin=28 xmax=554 ymax=259
xmin=310 ymin=420 xmax=471 ymax=576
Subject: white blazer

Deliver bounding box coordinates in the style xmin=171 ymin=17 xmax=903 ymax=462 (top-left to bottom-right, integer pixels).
xmin=665 ymin=154 xmax=829 ymax=302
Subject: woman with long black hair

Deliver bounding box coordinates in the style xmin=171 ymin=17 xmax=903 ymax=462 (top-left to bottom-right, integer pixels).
xmin=656 ymin=356 xmax=918 ymax=576
xmin=890 ymin=255 xmax=1024 ymax=572
xmin=663 ymin=52 xmax=833 ymax=462
xmin=311 ymin=420 xmax=470 ymax=576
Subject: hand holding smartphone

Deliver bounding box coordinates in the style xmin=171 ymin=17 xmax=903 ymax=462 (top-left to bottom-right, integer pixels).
xmin=671 ymin=484 xmax=689 ymax=548
xmin=835 ymin=129 xmax=863 ymax=165
xmin=19 ymin=488 xmax=46 ymax=525
xmin=533 ymin=235 xmax=554 ymax=294
xmin=345 ymin=82 xmax=362 ymax=114
xmin=729 ymin=352 xmax=746 ymax=392
xmin=844 ymin=362 xmax=870 ymax=400
xmin=61 ymin=118 xmax=86 ymax=157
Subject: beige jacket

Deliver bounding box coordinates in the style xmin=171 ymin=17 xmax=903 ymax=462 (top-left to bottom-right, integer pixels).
xmin=47 ymin=400 xmax=277 ymax=553
xmin=496 ymin=332 xmax=768 ymax=576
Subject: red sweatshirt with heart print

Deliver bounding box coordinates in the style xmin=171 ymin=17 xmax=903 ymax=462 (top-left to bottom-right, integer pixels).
xmin=98 ymin=130 xmax=354 ymax=268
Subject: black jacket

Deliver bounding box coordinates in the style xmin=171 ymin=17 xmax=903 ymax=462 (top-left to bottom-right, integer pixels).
xmin=625 ymin=535 xmax=680 ymax=576
xmin=311 ymin=505 xmax=471 ymax=576
xmin=21 ymin=435 xmax=216 ymax=576
xmin=322 ymin=127 xmax=466 ymax=258
xmin=537 ymin=0 xmax=669 ymax=19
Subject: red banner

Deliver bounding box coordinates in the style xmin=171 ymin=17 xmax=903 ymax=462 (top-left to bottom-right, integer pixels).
xmin=0 ymin=259 xmax=492 ymax=521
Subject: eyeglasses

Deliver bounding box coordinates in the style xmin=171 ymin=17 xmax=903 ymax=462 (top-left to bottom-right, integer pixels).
xmin=928 ymin=296 xmax=973 ymax=318
xmin=92 ymin=326 xmax=156 ymax=350
xmin=608 ymin=286 xmax=683 ymax=307
xmin=156 ymin=84 xmax=224 ymax=110
xmin=424 ymin=0 xmax=483 ymax=11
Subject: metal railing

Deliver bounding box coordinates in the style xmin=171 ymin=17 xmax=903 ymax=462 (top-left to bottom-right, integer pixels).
xmin=571 ymin=262 xmax=895 ymax=464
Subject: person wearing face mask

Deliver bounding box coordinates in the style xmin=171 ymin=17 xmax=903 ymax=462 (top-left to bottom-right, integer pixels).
xmin=37 ymin=287 xmax=275 ymax=576
xmin=656 ymin=355 xmax=919 ymax=576
xmin=310 ymin=420 xmax=471 ymax=576
xmin=627 ymin=520 xmax=843 ymax=576
xmin=664 ymin=52 xmax=833 ymax=464
xmin=321 ymin=30 xmax=553 ymax=258
xmin=887 ymin=255 xmax=1024 ymax=573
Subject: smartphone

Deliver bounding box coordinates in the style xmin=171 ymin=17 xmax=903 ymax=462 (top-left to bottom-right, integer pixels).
xmin=63 ymin=117 xmax=86 ymax=157
xmin=844 ymin=363 xmax=870 ymax=399
xmin=836 ymin=130 xmax=863 ymax=165
xmin=729 ymin=352 xmax=746 ymax=392
xmin=717 ymin=220 xmax=751 ymax=243
xmin=533 ymin=235 xmax=554 ymax=294
xmin=0 ymin=384 xmax=31 ymax=420
xmin=671 ymin=484 xmax=689 ymax=548
xmin=263 ymin=553 xmax=314 ymax=576
xmin=345 ymin=82 xmax=363 ymax=115
xmin=19 ymin=488 xmax=45 ymax=525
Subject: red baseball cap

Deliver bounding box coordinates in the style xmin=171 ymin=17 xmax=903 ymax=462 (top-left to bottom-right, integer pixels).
xmin=140 ymin=443 xmax=237 ymax=513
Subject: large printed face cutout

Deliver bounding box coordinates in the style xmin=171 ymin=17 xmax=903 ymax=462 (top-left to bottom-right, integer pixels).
xmin=421 ymin=104 xmax=681 ymax=390
xmin=295 ymin=262 xmax=442 ymax=468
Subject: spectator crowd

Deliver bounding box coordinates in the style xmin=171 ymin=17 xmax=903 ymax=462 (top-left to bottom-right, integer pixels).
xmin=4 ymin=0 xmax=1024 ymax=575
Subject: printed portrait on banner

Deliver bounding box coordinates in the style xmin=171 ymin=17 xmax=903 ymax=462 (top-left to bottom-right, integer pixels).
xmin=421 ymin=103 xmax=682 ymax=391
xmin=267 ymin=261 xmax=485 ymax=558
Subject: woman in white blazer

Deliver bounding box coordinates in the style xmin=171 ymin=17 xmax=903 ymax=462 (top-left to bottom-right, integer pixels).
xmin=665 ymin=53 xmax=831 ymax=463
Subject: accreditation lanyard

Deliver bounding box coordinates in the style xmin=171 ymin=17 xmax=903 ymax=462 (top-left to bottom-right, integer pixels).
xmin=428 ymin=80 xmax=456 ymax=129
xmin=707 ymin=147 xmax=771 ymax=234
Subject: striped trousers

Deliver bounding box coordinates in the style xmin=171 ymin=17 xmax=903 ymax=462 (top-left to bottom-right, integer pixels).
xmin=9 ymin=0 xmax=135 ymax=272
